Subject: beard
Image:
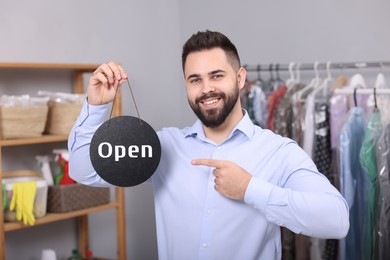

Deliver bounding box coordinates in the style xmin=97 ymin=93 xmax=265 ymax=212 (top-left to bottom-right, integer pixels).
xmin=188 ymin=86 xmax=239 ymax=128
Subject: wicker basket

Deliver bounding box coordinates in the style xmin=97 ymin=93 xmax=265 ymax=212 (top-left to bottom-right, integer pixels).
xmin=45 ymin=101 xmax=83 ymax=135
xmin=0 ymin=105 xmax=48 ymax=139
xmin=47 ymin=183 xmax=110 ymax=213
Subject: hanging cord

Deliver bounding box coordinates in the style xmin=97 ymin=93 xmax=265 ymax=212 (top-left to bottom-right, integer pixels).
xmin=108 ymin=78 xmax=142 ymax=126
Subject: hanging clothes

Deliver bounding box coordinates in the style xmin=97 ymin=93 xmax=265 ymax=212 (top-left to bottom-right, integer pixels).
xmin=250 ymin=84 xmax=268 ymax=128
xmin=244 ymin=62 xmax=390 ymax=260
xmin=312 ymin=85 xmax=339 ymax=260
xmin=292 ymin=86 xmax=313 ymax=147
xmin=374 ymin=74 xmax=390 ymax=126
xmin=329 ymin=75 xmax=349 ymax=150
xmin=376 ymin=123 xmax=390 ymax=260
xmin=359 ymin=108 xmax=383 ymax=260
xmin=314 ymin=100 xmax=333 ymax=182
xmin=273 ymin=83 xmax=305 ymax=138
xmin=240 ymin=81 xmax=268 ymax=128
xmin=267 ymin=85 xmax=287 ymax=130
xmin=339 ymin=105 xmax=369 ymax=260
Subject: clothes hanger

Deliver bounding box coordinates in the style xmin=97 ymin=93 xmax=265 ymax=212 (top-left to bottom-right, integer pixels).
xmin=301 ymin=62 xmax=323 ymax=158
xmin=349 ymin=65 xmax=367 ymax=89
xmin=373 ymin=87 xmax=378 ymax=111
xmin=267 ymin=64 xmax=278 ymax=90
xmin=370 ymin=68 xmax=387 ymax=107
xmin=314 ymin=61 xmax=333 ymax=99
xmin=296 ymin=62 xmax=301 ymax=84
xmin=375 ymin=65 xmax=387 ymax=89
xmin=255 ymin=64 xmax=264 ymax=85
xmin=353 ymin=88 xmax=358 ymax=107
xmin=295 ymin=61 xmax=322 ymax=102
xmin=307 ymin=61 xmax=321 ymax=88
xmin=285 ymin=62 xmax=296 ymax=87
xmin=331 ymin=63 xmax=348 ymax=92
xmin=332 ymin=64 xmax=367 ymax=110
xmin=275 ymin=64 xmax=285 ymax=86
xmin=371 ymin=62 xmax=388 ymax=117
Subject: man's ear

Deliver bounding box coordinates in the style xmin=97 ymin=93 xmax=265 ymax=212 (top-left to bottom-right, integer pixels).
xmin=237 ymin=67 xmax=247 ymax=90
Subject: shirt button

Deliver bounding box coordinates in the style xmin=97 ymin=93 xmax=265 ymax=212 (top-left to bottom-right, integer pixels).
xmin=202 ymin=243 xmax=208 ymax=248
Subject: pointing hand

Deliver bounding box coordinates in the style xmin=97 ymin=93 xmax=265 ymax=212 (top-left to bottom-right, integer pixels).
xmin=192 ymin=159 xmax=251 ymax=201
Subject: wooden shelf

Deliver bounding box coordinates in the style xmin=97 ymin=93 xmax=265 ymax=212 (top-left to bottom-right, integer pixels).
xmin=0 ymin=135 xmax=69 ymax=147
xmin=4 ymin=202 xmax=119 ymax=232
xmin=0 ymin=62 xmax=127 ymax=260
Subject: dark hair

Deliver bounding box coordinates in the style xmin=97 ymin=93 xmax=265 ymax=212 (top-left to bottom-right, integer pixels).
xmin=182 ymin=30 xmax=241 ymax=72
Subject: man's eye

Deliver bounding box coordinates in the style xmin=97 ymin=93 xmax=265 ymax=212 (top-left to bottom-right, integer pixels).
xmin=213 ymin=74 xmax=223 ymax=79
xmin=190 ymin=78 xmax=201 ymax=84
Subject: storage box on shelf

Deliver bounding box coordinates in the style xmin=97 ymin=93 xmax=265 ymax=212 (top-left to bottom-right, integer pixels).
xmin=45 ymin=101 xmax=83 ymax=135
xmin=0 ymin=103 xmax=48 ymax=139
xmin=38 ymin=91 xmax=85 ymax=135
xmin=2 ymin=176 xmax=48 ymax=221
xmin=47 ymin=184 xmax=110 ymax=213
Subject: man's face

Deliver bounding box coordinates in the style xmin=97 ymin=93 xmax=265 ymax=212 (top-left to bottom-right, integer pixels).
xmin=184 ymin=48 xmax=241 ymax=128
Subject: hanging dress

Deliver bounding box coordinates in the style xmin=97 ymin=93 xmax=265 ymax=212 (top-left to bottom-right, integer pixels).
xmin=376 ymin=122 xmax=390 ymax=260
xmin=360 ymin=108 xmax=382 ymax=260
xmin=339 ymin=106 xmax=368 ymax=260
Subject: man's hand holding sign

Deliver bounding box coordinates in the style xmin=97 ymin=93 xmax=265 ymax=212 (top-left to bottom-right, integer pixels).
xmin=89 ymin=62 xmax=161 ymax=187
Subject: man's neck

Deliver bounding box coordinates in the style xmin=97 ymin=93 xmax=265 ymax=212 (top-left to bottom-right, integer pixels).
xmin=203 ymin=107 xmax=244 ymax=145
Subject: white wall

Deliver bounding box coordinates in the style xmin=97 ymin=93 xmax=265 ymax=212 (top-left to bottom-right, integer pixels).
xmin=179 ymin=0 xmax=390 ymax=63
xmin=178 ymin=0 xmax=390 ymax=86
xmin=2 ymin=1 xmax=390 ymax=259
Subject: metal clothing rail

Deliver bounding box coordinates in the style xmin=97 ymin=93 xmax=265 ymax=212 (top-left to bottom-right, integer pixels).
xmin=244 ymin=61 xmax=390 ymax=72
xmin=334 ymin=88 xmax=390 ymax=95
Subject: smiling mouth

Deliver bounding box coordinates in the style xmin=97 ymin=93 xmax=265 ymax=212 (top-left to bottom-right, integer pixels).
xmin=202 ymin=98 xmax=220 ymax=105
xmin=200 ymin=98 xmax=221 ymax=107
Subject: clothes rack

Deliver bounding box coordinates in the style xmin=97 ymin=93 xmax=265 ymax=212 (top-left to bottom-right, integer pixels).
xmin=335 ymin=88 xmax=390 ymax=95
xmin=244 ymin=61 xmax=390 ymax=72
xmin=242 ymin=59 xmax=390 ymax=260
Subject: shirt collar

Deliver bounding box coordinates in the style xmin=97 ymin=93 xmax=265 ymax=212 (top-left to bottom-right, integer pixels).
xmin=184 ymin=109 xmax=255 ymax=142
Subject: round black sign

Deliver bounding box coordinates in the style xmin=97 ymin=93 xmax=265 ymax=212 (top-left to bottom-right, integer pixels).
xmin=90 ymin=116 xmax=161 ymax=187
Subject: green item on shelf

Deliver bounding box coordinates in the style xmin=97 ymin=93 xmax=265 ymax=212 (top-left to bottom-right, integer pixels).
xmin=2 ymin=184 xmax=7 ymax=210
xmin=67 ymin=248 xmax=83 ymax=260
xmin=54 ymin=160 xmax=65 ymax=185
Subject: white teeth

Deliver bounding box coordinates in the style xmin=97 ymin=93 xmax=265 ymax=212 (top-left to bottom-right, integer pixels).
xmin=204 ymin=99 xmax=218 ymax=105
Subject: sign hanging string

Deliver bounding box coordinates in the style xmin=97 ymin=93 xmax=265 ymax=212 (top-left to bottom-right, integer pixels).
xmin=108 ymin=78 xmax=142 ymax=126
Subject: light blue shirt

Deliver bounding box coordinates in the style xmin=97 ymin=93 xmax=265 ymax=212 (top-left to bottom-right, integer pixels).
xmin=68 ymin=100 xmax=349 ymax=260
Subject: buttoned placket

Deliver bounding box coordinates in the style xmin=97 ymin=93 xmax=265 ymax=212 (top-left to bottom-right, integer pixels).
xmin=198 ymin=144 xmax=222 ymax=259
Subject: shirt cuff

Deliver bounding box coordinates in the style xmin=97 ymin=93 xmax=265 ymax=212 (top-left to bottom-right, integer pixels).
xmin=244 ymin=177 xmax=275 ymax=210
xmin=79 ymin=98 xmax=111 ymax=126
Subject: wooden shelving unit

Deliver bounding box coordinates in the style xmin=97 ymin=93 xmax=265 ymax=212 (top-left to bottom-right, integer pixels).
xmin=4 ymin=203 xmax=119 ymax=232
xmin=0 ymin=135 xmax=68 ymax=147
xmin=0 ymin=62 xmax=126 ymax=260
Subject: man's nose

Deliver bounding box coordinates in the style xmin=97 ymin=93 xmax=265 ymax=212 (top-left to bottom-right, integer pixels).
xmin=201 ymin=79 xmax=216 ymax=94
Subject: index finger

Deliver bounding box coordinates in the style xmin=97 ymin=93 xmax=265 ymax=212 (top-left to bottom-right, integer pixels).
xmin=117 ymin=64 xmax=128 ymax=81
xmin=107 ymin=61 xmax=128 ymax=81
xmin=191 ymin=159 xmax=224 ymax=168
